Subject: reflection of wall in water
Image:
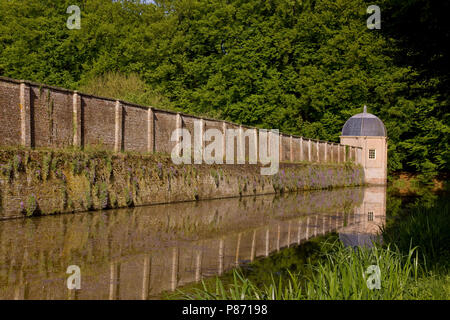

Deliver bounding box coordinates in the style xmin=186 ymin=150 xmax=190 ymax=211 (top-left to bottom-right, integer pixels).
xmin=0 ymin=188 xmax=369 ymax=300
xmin=338 ymin=186 xmax=386 ymax=247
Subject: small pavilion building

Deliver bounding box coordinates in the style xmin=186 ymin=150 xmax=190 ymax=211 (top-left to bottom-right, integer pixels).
xmin=340 ymin=106 xmax=387 ymax=185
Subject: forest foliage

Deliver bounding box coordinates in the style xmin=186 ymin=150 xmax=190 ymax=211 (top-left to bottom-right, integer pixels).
xmin=0 ymin=0 xmax=448 ymax=177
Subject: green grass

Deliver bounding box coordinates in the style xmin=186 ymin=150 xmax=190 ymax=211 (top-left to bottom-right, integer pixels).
xmin=174 ymin=241 xmax=448 ymax=300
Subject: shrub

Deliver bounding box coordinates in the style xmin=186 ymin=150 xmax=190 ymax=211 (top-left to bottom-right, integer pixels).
xmin=25 ymin=194 xmax=38 ymax=217
xmin=79 ymin=72 xmax=174 ymax=110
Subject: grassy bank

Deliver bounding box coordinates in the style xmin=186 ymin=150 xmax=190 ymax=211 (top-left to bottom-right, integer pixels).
xmin=173 ymin=197 xmax=450 ymax=300
xmin=174 ymin=242 xmax=449 ymax=300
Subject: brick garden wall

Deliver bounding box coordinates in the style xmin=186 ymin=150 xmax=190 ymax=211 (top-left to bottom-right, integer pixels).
xmin=0 ymin=76 xmax=362 ymax=164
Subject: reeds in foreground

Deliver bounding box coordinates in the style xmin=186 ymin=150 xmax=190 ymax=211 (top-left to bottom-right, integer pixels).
xmin=175 ymin=240 xmax=449 ymax=300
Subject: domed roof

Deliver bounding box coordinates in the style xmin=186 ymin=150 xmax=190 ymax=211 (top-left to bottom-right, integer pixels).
xmin=341 ymin=106 xmax=386 ymax=137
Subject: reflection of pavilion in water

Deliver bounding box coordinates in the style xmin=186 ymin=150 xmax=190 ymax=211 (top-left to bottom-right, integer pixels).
xmin=0 ymin=187 xmax=386 ymax=300
xmin=338 ymin=186 xmax=386 ymax=248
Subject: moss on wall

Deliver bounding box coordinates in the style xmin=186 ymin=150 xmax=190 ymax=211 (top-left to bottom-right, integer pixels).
xmin=0 ymin=147 xmax=364 ymax=219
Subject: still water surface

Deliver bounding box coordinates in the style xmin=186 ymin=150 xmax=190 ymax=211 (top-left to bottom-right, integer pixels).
xmin=0 ymin=186 xmax=386 ymax=299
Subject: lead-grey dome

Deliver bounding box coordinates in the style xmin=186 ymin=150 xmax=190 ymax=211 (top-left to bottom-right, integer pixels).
xmin=341 ymin=106 xmax=386 ymax=137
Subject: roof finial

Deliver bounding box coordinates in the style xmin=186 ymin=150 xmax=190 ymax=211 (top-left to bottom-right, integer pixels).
xmin=363 ymin=105 xmax=367 ymax=113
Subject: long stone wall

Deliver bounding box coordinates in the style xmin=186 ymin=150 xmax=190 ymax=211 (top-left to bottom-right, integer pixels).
xmin=0 ymin=76 xmax=363 ymax=163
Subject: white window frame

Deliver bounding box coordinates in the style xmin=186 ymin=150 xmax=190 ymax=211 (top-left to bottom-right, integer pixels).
xmin=368 ymin=211 xmax=374 ymax=221
xmin=368 ymin=149 xmax=376 ymax=160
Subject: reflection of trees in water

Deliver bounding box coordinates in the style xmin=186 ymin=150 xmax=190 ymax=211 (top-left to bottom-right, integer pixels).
xmin=386 ymin=183 xmax=441 ymax=222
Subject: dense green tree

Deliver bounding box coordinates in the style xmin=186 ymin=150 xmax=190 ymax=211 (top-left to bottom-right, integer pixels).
xmin=379 ymin=0 xmax=449 ymax=175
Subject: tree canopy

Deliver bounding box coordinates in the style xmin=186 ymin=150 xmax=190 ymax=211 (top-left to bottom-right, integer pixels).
xmin=0 ymin=0 xmax=447 ymax=176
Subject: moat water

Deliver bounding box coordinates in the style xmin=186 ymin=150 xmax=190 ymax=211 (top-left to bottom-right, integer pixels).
xmin=0 ymin=186 xmax=392 ymax=299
